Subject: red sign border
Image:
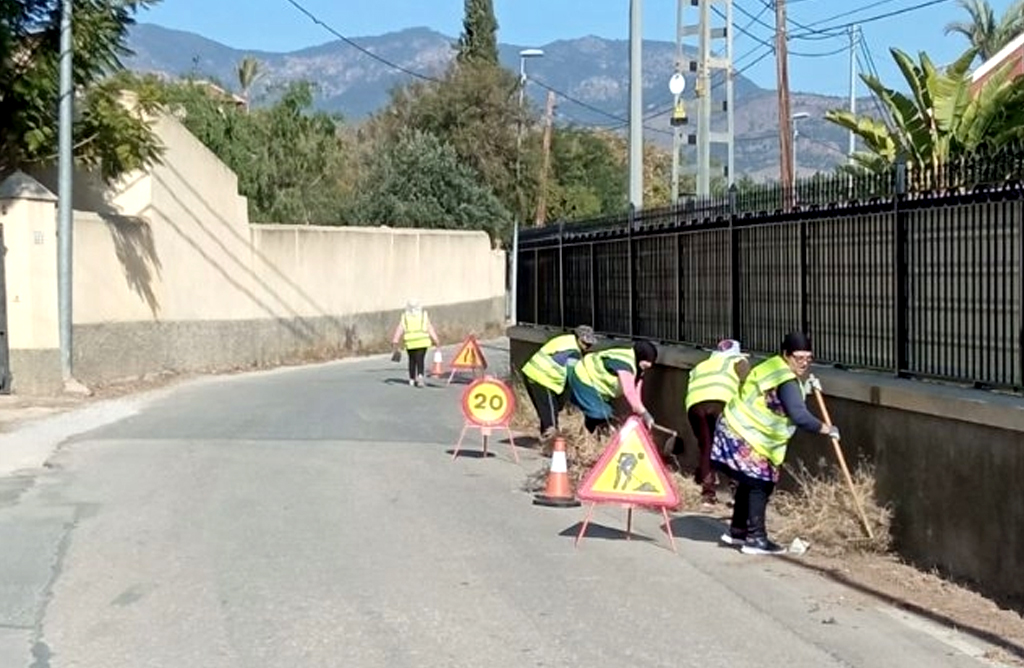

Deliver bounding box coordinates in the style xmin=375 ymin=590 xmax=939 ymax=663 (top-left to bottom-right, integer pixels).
xmin=576 ymin=416 xmax=680 ymax=508
xmin=460 ymin=376 xmax=515 ymax=427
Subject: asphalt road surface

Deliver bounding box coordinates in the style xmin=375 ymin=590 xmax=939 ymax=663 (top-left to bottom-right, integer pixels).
xmin=0 ymin=340 xmax=1011 ymax=667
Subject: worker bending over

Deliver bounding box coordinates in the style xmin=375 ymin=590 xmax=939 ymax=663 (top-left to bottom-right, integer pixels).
xmin=684 ymin=339 xmax=750 ymax=507
xmin=567 ymin=340 xmax=658 ymax=434
xmin=711 ymin=332 xmax=840 ymax=555
xmin=521 ymin=325 xmax=597 ymax=439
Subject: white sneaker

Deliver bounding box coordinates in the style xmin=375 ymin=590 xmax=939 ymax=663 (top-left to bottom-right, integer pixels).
xmin=416 ymin=375 xmax=425 ymax=387
xmin=408 ymin=379 xmax=415 ymax=387
xmin=740 ymin=537 xmax=786 ymax=555
xmin=719 ymin=533 xmax=745 ymax=547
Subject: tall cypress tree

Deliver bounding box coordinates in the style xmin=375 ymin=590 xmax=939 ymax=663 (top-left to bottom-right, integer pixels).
xmin=456 ymin=0 xmax=499 ymax=66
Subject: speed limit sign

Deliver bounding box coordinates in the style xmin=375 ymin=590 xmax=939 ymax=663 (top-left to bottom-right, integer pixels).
xmin=460 ymin=376 xmax=515 ymax=427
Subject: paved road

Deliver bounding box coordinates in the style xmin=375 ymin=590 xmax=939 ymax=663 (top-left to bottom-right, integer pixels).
xmin=0 ymin=341 xmax=1010 ymax=667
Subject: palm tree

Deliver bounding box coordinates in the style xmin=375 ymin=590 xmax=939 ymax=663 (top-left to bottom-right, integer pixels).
xmin=236 ymin=56 xmax=264 ymax=111
xmin=944 ymin=0 xmax=1024 ymax=62
xmin=825 ymin=47 xmax=1024 ymax=183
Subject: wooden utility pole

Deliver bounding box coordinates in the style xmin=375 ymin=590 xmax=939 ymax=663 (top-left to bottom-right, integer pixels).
xmin=774 ymin=0 xmax=794 ymax=207
xmin=535 ymin=90 xmax=557 ymax=226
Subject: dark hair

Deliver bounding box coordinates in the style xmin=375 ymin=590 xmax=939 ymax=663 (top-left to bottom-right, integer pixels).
xmin=633 ymin=340 xmax=658 ymax=365
xmin=781 ymin=331 xmax=812 ymax=355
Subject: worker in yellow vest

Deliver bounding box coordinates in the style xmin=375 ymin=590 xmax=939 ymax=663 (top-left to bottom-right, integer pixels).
xmin=521 ymin=326 xmax=597 ymax=439
xmin=711 ymin=332 xmax=839 ymax=555
xmin=685 ymin=339 xmax=750 ymax=507
xmin=390 ymin=300 xmax=440 ymax=387
xmin=566 ymin=340 xmax=658 ymax=434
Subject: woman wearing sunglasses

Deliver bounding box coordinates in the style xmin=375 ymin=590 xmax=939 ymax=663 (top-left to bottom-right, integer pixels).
xmin=711 ymin=331 xmax=840 ymax=555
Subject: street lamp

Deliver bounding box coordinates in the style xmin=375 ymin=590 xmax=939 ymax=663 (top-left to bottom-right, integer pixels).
xmin=792 ymin=111 xmax=810 ymax=192
xmin=511 ymin=48 xmax=544 ymax=326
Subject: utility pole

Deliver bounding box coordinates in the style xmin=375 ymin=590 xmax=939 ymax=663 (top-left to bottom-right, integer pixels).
xmin=511 ymin=48 xmax=543 ymax=325
xmin=684 ymin=0 xmax=735 ymax=196
xmin=628 ymin=0 xmax=643 ymax=209
xmin=58 ymin=0 xmax=75 ymax=384
xmin=774 ymin=0 xmax=794 ymax=207
xmin=696 ymin=0 xmax=711 ymax=196
xmin=535 ymin=91 xmax=556 ymax=226
xmin=670 ymin=0 xmax=685 ymax=203
xmin=848 ymin=25 xmax=858 ymax=163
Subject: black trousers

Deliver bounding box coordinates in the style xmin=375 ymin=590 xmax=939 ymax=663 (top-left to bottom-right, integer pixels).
xmin=407 ymin=347 xmax=427 ymax=380
xmin=713 ymin=462 xmax=776 ymax=540
xmin=688 ymin=401 xmax=725 ymax=498
xmin=525 ymin=378 xmax=565 ymax=433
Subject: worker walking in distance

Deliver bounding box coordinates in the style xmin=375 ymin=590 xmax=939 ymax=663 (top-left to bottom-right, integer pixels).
xmin=712 ymin=332 xmax=840 ymax=555
xmin=685 ymin=339 xmax=750 ymax=508
xmin=521 ymin=325 xmax=597 ymax=440
xmin=566 ymin=340 xmax=658 ymax=435
xmin=391 ymin=300 xmax=440 ymax=388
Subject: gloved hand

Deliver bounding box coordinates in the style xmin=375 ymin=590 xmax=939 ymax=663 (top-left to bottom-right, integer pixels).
xmin=641 ymin=410 xmax=655 ymax=429
xmin=827 ymin=425 xmax=840 ymax=441
xmin=806 ymin=374 xmax=823 ymax=393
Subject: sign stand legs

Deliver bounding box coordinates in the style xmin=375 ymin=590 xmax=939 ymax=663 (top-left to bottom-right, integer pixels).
xmin=452 ymin=424 xmax=519 ymax=463
xmin=574 ymin=502 xmax=677 ymax=553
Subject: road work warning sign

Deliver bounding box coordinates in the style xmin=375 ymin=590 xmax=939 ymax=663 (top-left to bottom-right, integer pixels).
xmin=577 ymin=417 xmax=679 ymax=509
xmin=450 ymin=335 xmax=488 ymax=370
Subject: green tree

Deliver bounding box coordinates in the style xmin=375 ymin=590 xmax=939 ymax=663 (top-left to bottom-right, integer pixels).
xmin=351 ymin=128 xmax=511 ymax=240
xmin=118 ymin=73 xmax=351 ymax=224
xmin=457 ymin=0 xmax=499 ymax=66
xmin=824 ymin=47 xmax=1024 ymax=176
xmin=545 ymin=127 xmax=627 ymax=220
xmin=377 ymin=62 xmax=522 ymax=218
xmin=0 ymin=0 xmax=163 ymax=182
xmin=944 ymin=0 xmax=1024 ymax=63
xmin=236 ymin=56 xmax=264 ymax=110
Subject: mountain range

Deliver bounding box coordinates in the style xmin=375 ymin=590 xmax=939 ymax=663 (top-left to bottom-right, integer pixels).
xmin=124 ymin=23 xmax=872 ymax=180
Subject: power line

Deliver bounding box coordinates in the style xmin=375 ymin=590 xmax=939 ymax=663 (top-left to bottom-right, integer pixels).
xmin=529 ymin=76 xmax=673 ymax=135
xmin=737 ymin=0 xmax=843 ymax=41
xmin=282 ymin=0 xmax=440 ymax=82
xmin=717 ymin=7 xmax=856 ymax=57
xmin=791 ymin=0 xmax=952 ymax=35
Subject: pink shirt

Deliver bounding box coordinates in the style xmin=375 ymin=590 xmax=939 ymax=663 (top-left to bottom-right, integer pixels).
xmin=617 ymin=370 xmax=647 ymax=414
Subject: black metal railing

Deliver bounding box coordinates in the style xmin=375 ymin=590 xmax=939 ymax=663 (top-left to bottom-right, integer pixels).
xmin=516 ymin=149 xmax=1024 ymax=392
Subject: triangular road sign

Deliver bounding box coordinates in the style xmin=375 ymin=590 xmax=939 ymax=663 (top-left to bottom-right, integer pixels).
xmin=577 ymin=416 xmax=679 ymax=508
xmin=450 ymin=335 xmax=488 ymax=370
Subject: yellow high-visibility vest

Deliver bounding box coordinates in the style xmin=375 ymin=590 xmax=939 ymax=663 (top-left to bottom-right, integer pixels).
xmin=685 ymin=354 xmax=741 ymax=410
xmin=521 ymin=334 xmax=581 ymax=393
xmin=572 ymin=348 xmax=636 ymax=400
xmin=401 ymin=311 xmax=432 ymax=350
xmin=722 ymin=355 xmax=798 ymax=466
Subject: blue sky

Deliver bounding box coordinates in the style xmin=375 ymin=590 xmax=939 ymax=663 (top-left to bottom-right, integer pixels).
xmin=138 ymin=0 xmax=1018 ymax=97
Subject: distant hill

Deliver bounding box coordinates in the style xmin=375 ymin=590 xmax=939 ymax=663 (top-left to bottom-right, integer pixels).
xmin=124 ymin=23 xmax=871 ymax=178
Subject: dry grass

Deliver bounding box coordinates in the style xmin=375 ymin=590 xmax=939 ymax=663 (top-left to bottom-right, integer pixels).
xmin=770 ymin=462 xmax=893 ymax=556
xmin=509 ymin=377 xmax=893 ymax=557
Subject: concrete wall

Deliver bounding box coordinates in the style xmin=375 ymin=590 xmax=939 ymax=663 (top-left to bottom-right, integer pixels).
xmin=0 ymin=112 xmax=506 ymax=393
xmin=509 ymin=325 xmax=1024 ymax=607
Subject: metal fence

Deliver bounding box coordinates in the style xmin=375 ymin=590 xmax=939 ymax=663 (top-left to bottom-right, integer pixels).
xmin=515 ymin=150 xmax=1024 ymax=392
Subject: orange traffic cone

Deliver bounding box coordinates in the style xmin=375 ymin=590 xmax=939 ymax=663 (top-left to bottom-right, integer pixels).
xmin=430 ymin=350 xmax=444 ymax=377
xmin=533 ymin=436 xmax=581 ymax=507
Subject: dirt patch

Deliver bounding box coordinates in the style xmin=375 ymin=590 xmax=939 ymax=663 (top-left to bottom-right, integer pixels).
xmin=792 ymin=552 xmax=1024 ymax=663
xmin=509 ymin=378 xmax=1024 ymax=660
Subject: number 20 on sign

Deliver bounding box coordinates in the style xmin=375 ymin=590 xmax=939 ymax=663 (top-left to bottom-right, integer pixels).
xmin=452 ymin=376 xmax=519 ymax=462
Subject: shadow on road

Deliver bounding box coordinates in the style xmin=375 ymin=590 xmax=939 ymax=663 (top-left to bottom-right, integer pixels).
xmin=559 ymin=520 xmax=656 ymax=543
xmin=445 ymin=449 xmax=497 ymax=459
xmin=665 ymin=514 xmax=730 ymax=544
